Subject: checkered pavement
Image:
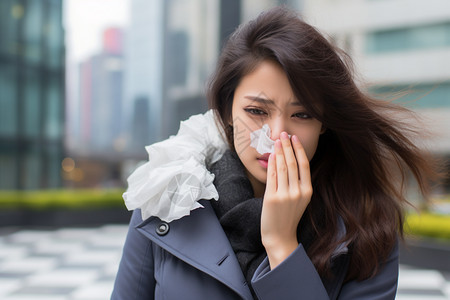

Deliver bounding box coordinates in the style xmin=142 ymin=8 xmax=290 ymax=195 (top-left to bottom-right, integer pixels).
xmin=0 ymin=225 xmax=448 ymax=300
xmin=0 ymin=225 xmax=126 ymax=300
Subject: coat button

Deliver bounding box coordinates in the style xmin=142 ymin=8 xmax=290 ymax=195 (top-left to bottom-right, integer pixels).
xmin=156 ymin=222 xmax=170 ymax=236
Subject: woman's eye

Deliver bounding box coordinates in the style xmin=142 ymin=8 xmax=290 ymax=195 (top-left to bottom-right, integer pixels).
xmin=244 ymin=108 xmax=267 ymax=116
xmin=293 ymin=112 xmax=311 ymax=119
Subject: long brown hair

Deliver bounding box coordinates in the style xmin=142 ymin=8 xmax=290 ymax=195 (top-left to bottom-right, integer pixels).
xmin=207 ymin=6 xmax=438 ymax=280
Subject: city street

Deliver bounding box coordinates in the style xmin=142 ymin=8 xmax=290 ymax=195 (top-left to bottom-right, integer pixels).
xmin=0 ymin=225 xmax=448 ymax=300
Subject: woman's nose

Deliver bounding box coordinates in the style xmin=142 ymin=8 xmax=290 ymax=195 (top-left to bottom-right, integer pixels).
xmin=269 ymin=120 xmax=287 ymax=141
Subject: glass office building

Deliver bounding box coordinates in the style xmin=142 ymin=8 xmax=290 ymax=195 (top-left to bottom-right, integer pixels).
xmin=366 ymin=21 xmax=450 ymax=109
xmin=0 ymin=0 xmax=65 ymax=189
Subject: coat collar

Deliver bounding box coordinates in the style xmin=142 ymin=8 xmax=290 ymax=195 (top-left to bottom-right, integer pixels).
xmin=136 ymin=200 xmax=254 ymax=300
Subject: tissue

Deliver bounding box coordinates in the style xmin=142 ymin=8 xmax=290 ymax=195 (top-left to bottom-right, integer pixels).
xmin=250 ymin=124 xmax=275 ymax=154
xmin=123 ymin=109 xmax=228 ymax=222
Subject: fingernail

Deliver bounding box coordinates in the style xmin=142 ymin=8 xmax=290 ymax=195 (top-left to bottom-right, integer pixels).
xmin=281 ymin=132 xmax=289 ymax=140
xmin=292 ymin=135 xmax=299 ymax=143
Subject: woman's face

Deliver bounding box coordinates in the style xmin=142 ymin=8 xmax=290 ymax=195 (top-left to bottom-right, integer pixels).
xmin=231 ymin=60 xmax=324 ymax=197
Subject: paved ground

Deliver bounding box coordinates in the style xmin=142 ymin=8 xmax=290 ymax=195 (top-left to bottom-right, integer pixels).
xmin=0 ymin=225 xmax=449 ymax=300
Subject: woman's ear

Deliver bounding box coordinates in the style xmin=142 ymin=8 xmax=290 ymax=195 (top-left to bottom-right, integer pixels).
xmin=320 ymin=125 xmax=326 ymax=134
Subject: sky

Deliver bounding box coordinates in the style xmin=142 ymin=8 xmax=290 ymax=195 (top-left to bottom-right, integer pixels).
xmin=64 ymin=0 xmax=129 ymax=64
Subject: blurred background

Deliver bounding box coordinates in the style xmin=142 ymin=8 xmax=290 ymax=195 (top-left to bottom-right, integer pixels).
xmin=0 ymin=0 xmax=449 ymax=195
xmin=0 ymin=1 xmax=449 ymax=299
xmin=0 ymin=0 xmax=448 ymax=190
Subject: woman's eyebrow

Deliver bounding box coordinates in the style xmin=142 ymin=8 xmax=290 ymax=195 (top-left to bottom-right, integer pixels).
xmin=244 ymin=95 xmax=275 ymax=105
xmin=244 ymin=95 xmax=304 ymax=108
xmin=290 ymin=102 xmax=304 ymax=107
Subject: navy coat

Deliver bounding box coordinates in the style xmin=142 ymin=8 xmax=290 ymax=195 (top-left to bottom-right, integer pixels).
xmin=111 ymin=200 xmax=398 ymax=299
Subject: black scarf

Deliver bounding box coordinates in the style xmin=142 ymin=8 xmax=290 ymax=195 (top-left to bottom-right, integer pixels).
xmin=209 ymin=150 xmax=266 ymax=293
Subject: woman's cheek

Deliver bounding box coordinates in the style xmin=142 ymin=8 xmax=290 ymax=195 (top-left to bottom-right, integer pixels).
xmin=298 ymin=133 xmax=321 ymax=161
xmin=233 ymin=120 xmax=260 ymax=150
xmin=233 ymin=129 xmax=251 ymax=152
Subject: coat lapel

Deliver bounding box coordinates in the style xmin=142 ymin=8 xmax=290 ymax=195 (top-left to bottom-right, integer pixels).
xmin=136 ymin=200 xmax=254 ymax=300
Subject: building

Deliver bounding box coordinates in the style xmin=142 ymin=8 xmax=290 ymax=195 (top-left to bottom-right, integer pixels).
xmin=63 ymin=28 xmax=125 ymax=188
xmin=123 ymin=0 xmax=165 ymax=154
xmin=0 ymin=0 xmax=65 ymax=189
xmin=301 ymin=0 xmax=450 ymax=193
xmin=124 ymin=0 xmax=298 ymax=159
xmin=161 ymin=0 xmax=301 ymax=139
xmin=159 ymin=0 xmax=221 ymax=139
xmin=77 ymin=28 xmax=124 ymax=154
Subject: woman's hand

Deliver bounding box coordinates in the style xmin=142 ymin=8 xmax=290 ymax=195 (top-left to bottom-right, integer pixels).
xmin=261 ymin=131 xmax=313 ymax=269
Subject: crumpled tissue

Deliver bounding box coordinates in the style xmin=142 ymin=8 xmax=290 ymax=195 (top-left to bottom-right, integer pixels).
xmin=123 ymin=110 xmax=228 ymax=222
xmin=250 ymin=124 xmax=275 ymax=154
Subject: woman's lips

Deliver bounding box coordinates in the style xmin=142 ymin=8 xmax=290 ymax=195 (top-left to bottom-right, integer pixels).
xmin=257 ymin=153 xmax=271 ymax=169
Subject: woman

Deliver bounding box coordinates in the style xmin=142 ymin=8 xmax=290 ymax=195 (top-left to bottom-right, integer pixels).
xmin=112 ymin=7 xmax=436 ymax=300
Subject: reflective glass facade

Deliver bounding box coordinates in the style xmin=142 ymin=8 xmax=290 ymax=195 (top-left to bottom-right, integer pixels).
xmin=0 ymin=0 xmax=64 ymax=189
xmin=366 ymin=22 xmax=450 ymax=53
xmin=370 ymin=82 xmax=450 ymax=109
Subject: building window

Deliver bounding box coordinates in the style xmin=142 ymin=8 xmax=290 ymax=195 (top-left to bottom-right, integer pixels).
xmin=370 ymin=82 xmax=450 ymax=108
xmin=24 ymin=69 xmax=41 ymax=138
xmin=24 ymin=149 xmax=42 ymax=189
xmin=24 ymin=0 xmax=43 ymax=65
xmin=44 ymin=76 xmax=63 ymax=140
xmin=45 ymin=0 xmax=64 ymax=70
xmin=0 ymin=64 xmax=18 ymax=136
xmin=366 ymin=22 xmax=450 ymax=53
xmin=0 ymin=154 xmax=18 ymax=189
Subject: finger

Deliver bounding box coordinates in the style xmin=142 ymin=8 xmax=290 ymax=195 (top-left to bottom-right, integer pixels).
xmin=275 ymin=139 xmax=288 ymax=191
xmin=292 ymin=135 xmax=312 ymax=191
xmin=280 ymin=132 xmax=299 ymax=187
xmin=265 ymin=152 xmax=277 ymax=194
